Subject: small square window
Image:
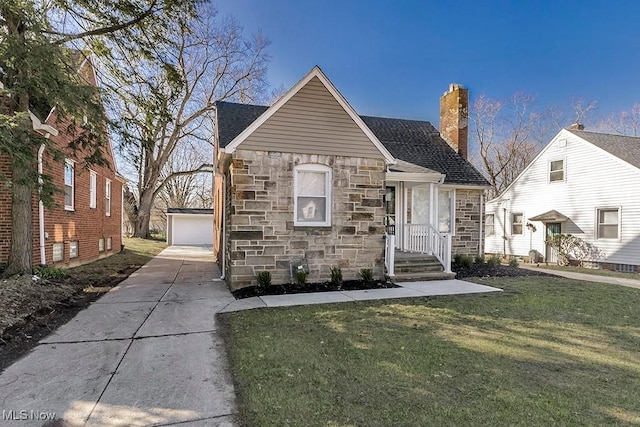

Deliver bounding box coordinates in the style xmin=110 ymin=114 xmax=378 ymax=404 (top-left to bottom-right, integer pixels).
xmin=549 ymin=159 xmax=564 ymax=182
xmin=69 ymin=241 xmax=78 ymax=259
xmin=52 ymin=243 xmax=64 ymax=262
xmin=99 ymin=238 xmax=105 ymax=252
xmin=106 ymin=237 xmax=112 ymax=251
xmin=512 ymin=213 xmax=523 ymax=235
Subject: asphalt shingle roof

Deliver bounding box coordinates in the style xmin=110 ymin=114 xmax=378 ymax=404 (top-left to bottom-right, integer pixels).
xmin=216 ymin=101 xmax=489 ymax=186
xmin=569 ymin=129 xmax=640 ymax=170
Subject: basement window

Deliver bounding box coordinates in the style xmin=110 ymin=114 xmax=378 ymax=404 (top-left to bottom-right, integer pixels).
xmin=107 ymin=237 xmax=112 ymax=251
xmin=99 ymin=238 xmax=105 ymax=252
xmin=52 ymin=243 xmax=64 ymax=262
xmin=69 ymin=242 xmax=79 ymax=259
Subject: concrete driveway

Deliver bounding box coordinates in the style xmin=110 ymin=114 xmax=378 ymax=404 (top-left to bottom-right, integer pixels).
xmin=0 ymin=246 xmax=238 ymax=427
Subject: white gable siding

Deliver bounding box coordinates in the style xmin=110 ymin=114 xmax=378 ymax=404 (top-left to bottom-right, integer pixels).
xmin=240 ymin=77 xmax=383 ymax=159
xmin=485 ymin=130 xmax=640 ymax=266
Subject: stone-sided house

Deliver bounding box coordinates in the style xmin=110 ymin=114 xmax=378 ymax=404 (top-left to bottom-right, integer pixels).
xmin=214 ymin=66 xmax=488 ymax=290
xmin=485 ymin=126 xmax=640 ymax=272
xmin=0 ymin=54 xmax=123 ymax=268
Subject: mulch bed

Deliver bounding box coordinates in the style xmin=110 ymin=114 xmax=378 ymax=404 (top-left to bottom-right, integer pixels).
xmin=233 ymin=279 xmax=398 ymax=299
xmin=453 ymin=263 xmax=557 ymax=279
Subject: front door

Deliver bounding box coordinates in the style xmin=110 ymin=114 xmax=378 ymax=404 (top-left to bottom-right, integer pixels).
xmin=546 ymin=222 xmax=561 ymax=263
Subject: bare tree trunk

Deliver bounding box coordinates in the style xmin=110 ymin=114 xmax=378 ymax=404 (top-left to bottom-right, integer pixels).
xmin=133 ymin=188 xmax=154 ymax=238
xmin=6 ymin=162 xmax=34 ymax=275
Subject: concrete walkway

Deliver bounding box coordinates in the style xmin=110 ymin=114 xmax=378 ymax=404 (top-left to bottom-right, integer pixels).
xmin=520 ymin=264 xmax=640 ymax=289
xmin=0 ymin=246 xmax=502 ymax=426
xmin=220 ymin=279 xmax=502 ymax=312
xmin=0 ymin=246 xmax=238 ymax=427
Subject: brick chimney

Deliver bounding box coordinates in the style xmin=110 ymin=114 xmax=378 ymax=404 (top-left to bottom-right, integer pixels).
xmin=440 ymin=83 xmax=469 ymax=158
xmin=569 ymin=123 xmax=585 ymax=130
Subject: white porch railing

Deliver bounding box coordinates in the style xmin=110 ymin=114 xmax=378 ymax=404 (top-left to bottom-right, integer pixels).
xmin=403 ymin=224 xmax=452 ymax=273
xmin=384 ymin=233 xmax=395 ymax=276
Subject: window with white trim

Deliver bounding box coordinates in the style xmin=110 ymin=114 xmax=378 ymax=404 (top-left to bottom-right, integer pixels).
xmin=106 ymin=237 xmax=112 ymax=251
xmin=512 ymin=213 xmax=523 ymax=235
xmin=89 ymin=171 xmax=97 ymax=208
xmin=105 ymin=179 xmax=111 ymax=217
xmin=99 ymin=238 xmax=105 ymax=252
xmin=597 ymin=208 xmax=619 ymax=239
xmin=293 ymin=164 xmax=331 ymax=226
xmin=69 ymin=241 xmax=79 ymax=259
xmin=64 ymin=160 xmax=75 ymax=210
xmin=52 ymin=243 xmax=64 ymax=262
xmin=485 ymin=214 xmax=495 ymax=236
xmin=549 ymin=159 xmax=565 ymax=182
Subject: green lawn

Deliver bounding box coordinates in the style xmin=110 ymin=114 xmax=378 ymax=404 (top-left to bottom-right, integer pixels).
xmin=220 ymin=277 xmax=640 ymax=426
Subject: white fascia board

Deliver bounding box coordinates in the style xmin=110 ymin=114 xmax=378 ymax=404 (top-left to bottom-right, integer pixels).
xmin=440 ymin=183 xmax=491 ymax=191
xmin=386 ymin=171 xmax=445 ymax=183
xmin=166 ymin=213 xmax=213 ymax=217
xmin=30 ymin=112 xmax=59 ymax=136
xmin=223 ymin=66 xmax=396 ymax=165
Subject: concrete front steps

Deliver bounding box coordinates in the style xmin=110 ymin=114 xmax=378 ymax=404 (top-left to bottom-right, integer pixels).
xmin=391 ymin=252 xmax=456 ymax=282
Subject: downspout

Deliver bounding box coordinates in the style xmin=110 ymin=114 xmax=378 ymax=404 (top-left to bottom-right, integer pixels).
xmin=38 ymin=143 xmax=47 ymax=265
xmin=220 ymin=176 xmax=226 ymax=280
xmin=479 ymin=192 xmax=484 ymax=256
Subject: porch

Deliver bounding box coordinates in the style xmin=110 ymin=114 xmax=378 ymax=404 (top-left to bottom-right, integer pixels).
xmin=383 ymin=161 xmax=455 ymax=277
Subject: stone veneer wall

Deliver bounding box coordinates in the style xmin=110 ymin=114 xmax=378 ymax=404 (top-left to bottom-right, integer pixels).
xmin=225 ymin=149 xmax=386 ymax=290
xmin=452 ymin=189 xmax=483 ymax=256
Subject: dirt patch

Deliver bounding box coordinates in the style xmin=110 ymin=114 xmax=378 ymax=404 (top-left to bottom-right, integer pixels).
xmin=453 ymin=262 xmax=557 ymax=279
xmin=0 ymin=238 xmax=166 ymax=373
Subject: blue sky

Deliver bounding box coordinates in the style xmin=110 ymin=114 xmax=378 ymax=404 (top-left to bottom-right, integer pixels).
xmin=216 ymin=0 xmax=640 ymax=127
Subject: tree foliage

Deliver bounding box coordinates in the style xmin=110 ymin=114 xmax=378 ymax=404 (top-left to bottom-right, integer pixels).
xmin=103 ymin=4 xmax=270 ymax=238
xmin=0 ymin=0 xmax=196 ymax=275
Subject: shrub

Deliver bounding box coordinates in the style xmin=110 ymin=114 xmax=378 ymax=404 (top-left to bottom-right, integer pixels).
xmin=359 ymin=268 xmax=374 ymax=286
xmin=256 ymin=271 xmax=271 ymax=291
xmin=474 ymin=255 xmax=485 ymax=265
xmin=33 ymin=265 xmax=67 ymax=280
xmin=330 ymin=266 xmax=343 ymax=288
xmin=294 ymin=270 xmax=308 ymax=286
xmin=508 ymin=257 xmax=519 ymax=268
xmin=486 ymin=255 xmax=501 ymax=267
xmin=454 ymin=254 xmax=473 ymax=268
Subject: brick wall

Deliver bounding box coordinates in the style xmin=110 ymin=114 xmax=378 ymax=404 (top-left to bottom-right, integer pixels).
xmin=225 ymin=149 xmax=386 ymax=290
xmin=452 ymin=189 xmax=483 ymax=256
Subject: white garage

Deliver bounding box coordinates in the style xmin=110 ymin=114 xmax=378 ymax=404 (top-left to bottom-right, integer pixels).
xmin=166 ymin=208 xmax=214 ymax=245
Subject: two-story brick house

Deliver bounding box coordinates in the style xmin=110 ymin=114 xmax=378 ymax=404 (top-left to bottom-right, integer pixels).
xmin=0 ymin=54 xmax=123 ymax=268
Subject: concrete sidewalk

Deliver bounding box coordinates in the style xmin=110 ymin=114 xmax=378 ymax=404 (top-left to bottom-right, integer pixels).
xmin=520 ymin=264 xmax=640 ymax=289
xmin=220 ymin=279 xmax=502 ymax=312
xmin=0 ymin=246 xmax=238 ymax=427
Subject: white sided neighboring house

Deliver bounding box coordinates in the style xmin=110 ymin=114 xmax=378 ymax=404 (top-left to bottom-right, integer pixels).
xmin=485 ymin=126 xmax=640 ymax=272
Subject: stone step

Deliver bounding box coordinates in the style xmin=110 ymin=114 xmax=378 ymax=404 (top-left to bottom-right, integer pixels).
xmin=392 ymin=272 xmax=457 ymax=282
xmin=395 ymin=264 xmax=444 ymax=273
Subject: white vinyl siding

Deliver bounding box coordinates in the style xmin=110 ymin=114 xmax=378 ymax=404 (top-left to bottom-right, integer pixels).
xmin=241 ymin=77 xmax=382 ymax=159
xmin=105 ymin=179 xmax=111 ymax=217
xmin=294 ymin=164 xmax=331 ymax=227
xmin=64 ymin=160 xmax=74 ymax=210
xmin=89 ymin=171 xmax=97 ymax=208
xmin=485 ymin=129 xmax=640 ymax=266
xmin=597 ymin=208 xmax=620 ymax=239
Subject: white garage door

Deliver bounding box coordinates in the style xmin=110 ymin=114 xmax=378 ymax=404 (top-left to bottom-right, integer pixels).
xmin=171 ymin=215 xmax=213 ymax=245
